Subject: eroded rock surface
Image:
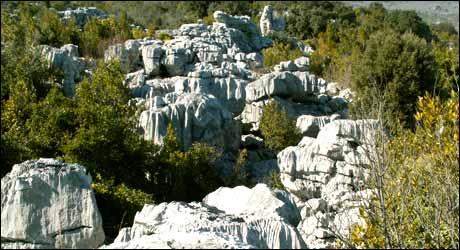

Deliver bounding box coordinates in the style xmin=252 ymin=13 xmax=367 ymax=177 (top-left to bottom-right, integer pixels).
xmin=278 ymin=119 xmax=381 ymax=248
xmin=103 ymin=184 xmax=306 ymax=249
xmin=1 ymin=158 xmax=105 ymax=249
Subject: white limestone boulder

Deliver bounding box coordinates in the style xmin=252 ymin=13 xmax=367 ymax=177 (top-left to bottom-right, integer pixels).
xmin=138 ymin=92 xmax=240 ymax=151
xmin=1 ymin=158 xmax=104 ymax=249
xmin=104 ymin=187 xmax=306 ymax=249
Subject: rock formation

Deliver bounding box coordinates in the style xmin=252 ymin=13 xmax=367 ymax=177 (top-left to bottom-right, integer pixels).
xmin=260 ymin=5 xmax=286 ymax=36
xmin=278 ymin=120 xmax=381 ymax=248
xmin=138 ymin=92 xmax=240 ymax=151
xmin=57 ymin=7 xmax=108 ymax=27
xmin=40 ymin=44 xmax=94 ymax=96
xmin=101 ymin=184 xmax=306 ymax=249
xmin=1 ymin=158 xmax=105 ymax=249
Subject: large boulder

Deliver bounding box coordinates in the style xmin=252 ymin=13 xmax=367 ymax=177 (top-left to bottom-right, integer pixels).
xmin=104 ymin=184 xmax=306 ymax=249
xmin=245 ymin=71 xmax=327 ymax=103
xmin=104 ymin=40 xmax=143 ymax=73
xmin=277 ymin=119 xmax=381 ymax=248
xmin=213 ymin=11 xmax=269 ymax=52
xmin=40 ymin=44 xmax=90 ymax=96
xmin=141 ymin=43 xmax=164 ymax=76
xmin=138 ymin=92 xmax=240 ymax=151
xmin=296 ymin=114 xmax=340 ymax=138
xmin=101 ymin=231 xmax=255 ymax=249
xmin=203 ymin=184 xmax=301 ymax=226
xmin=260 ymin=5 xmax=286 ymax=37
xmin=1 ymin=158 xmax=105 ymax=249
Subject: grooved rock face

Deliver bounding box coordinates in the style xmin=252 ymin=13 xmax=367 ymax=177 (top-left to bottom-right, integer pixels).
xmin=277 ymin=119 xmax=382 ymax=248
xmin=102 ymin=184 xmax=306 ymax=249
xmin=40 ymin=44 xmax=91 ymax=96
xmin=138 ymin=92 xmax=240 ymax=151
xmin=1 ymin=158 xmax=105 ymax=249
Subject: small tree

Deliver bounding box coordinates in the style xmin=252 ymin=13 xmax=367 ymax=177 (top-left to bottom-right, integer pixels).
xmin=259 ymin=100 xmax=302 ymax=152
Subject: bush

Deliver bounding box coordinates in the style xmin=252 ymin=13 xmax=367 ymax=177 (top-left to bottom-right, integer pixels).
xmin=262 ymin=41 xmax=303 ymax=68
xmin=92 ymin=174 xmax=153 ymax=241
xmin=350 ymin=29 xmax=437 ymax=128
xmin=259 ymin=100 xmax=302 ymax=152
xmin=349 ymin=91 xmax=459 ymax=249
xmin=145 ymin=124 xmax=224 ymax=202
xmin=158 ymin=32 xmax=173 ymax=41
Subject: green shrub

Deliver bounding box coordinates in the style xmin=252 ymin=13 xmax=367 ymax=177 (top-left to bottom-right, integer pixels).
xmin=262 ymin=41 xmax=303 ymax=68
xmin=349 ymin=92 xmax=459 ymax=249
xmin=158 ymin=32 xmax=173 ymax=41
xmin=259 ymin=100 xmax=302 ymax=152
xmin=92 ymin=174 xmax=153 ymax=241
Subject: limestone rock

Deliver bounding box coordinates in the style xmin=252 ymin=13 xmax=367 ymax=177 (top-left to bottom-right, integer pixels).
xmin=40 ymin=44 xmax=89 ymax=96
xmin=245 ymin=71 xmax=327 ymax=103
xmin=296 ymin=115 xmax=340 ymax=138
xmin=213 ymin=11 xmax=268 ymax=52
xmin=277 ymin=119 xmax=382 ymax=248
xmin=101 ymin=231 xmax=255 ymax=249
xmin=57 ymin=7 xmax=107 ymax=27
xmin=259 ymin=5 xmax=286 ymax=37
xmin=141 ymin=44 xmax=164 ymax=76
xmin=104 ymin=185 xmax=306 ymax=249
xmin=241 ymin=134 xmax=264 ymax=149
xmin=138 ymin=92 xmax=240 ymax=151
xmin=203 ymin=184 xmax=300 ymax=226
xmin=1 ymin=158 xmax=105 ymax=249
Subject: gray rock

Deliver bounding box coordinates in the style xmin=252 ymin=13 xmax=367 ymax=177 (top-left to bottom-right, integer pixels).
xmin=58 ymin=7 xmax=107 ymax=27
xmin=105 ymin=185 xmax=306 ymax=249
xmin=277 ymin=119 xmax=382 ymax=248
xmin=296 ymin=115 xmax=340 ymax=138
xmin=1 ymin=158 xmax=105 ymax=249
xmin=245 ymin=71 xmax=327 ymax=103
xmin=141 ymin=44 xmax=164 ymax=76
xmin=259 ymin=5 xmax=286 ymax=37
xmin=241 ymin=134 xmax=264 ymax=149
xmin=40 ymin=44 xmax=88 ymax=96
xmin=213 ymin=11 xmax=268 ymax=52
xmin=102 ymin=231 xmax=255 ymax=249
xmin=203 ymin=184 xmax=300 ymax=226
xmin=138 ymin=93 xmax=240 ymax=151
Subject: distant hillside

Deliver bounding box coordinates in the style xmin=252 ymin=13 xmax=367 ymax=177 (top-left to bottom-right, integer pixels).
xmin=341 ymin=1 xmax=459 ymax=31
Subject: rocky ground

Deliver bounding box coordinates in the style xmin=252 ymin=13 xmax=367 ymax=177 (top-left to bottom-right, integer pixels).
xmin=1 ymin=5 xmax=383 ymax=249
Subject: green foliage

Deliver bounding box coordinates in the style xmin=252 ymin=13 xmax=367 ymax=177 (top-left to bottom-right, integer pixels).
xmin=25 ymin=87 xmax=78 ymax=159
xmin=62 ymin=60 xmax=147 ymax=186
xmin=158 ymin=32 xmax=173 ymax=41
xmin=259 ymin=100 xmax=302 ymax=152
xmin=262 ymin=41 xmax=303 ymax=68
xmin=285 ymin=2 xmax=356 ymax=40
xmin=224 ymin=148 xmax=255 ymax=187
xmin=92 ymin=174 xmax=153 ymax=241
xmin=350 ymin=92 xmax=459 ymax=249
xmin=350 ymin=30 xmax=436 ymax=127
xmin=268 ymin=172 xmax=285 ymax=190
xmin=147 ymin=123 xmax=223 ymax=202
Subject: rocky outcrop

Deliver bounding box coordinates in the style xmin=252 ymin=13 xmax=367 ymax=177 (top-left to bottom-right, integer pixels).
xmin=260 ymin=5 xmax=286 ymax=37
xmin=296 ymin=114 xmax=341 ymax=138
xmin=101 ymin=231 xmax=255 ymax=249
xmin=138 ymin=92 xmax=240 ymax=151
xmin=104 ymin=40 xmax=145 ymax=73
xmin=240 ymin=57 xmax=350 ymax=132
xmin=245 ymin=71 xmax=327 ymax=103
xmin=57 ymin=7 xmax=108 ymax=27
xmin=277 ymin=119 xmax=381 ymax=248
xmin=103 ymin=184 xmax=306 ymax=249
xmin=40 ymin=44 xmax=94 ymax=96
xmin=1 ymin=158 xmax=105 ymax=249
